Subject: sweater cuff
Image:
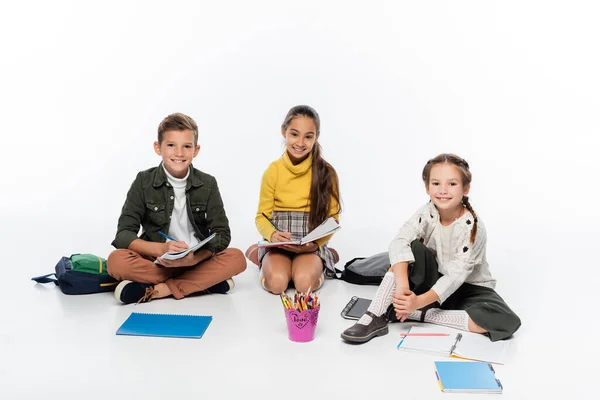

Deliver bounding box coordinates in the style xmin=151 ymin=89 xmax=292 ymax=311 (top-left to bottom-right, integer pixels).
xmin=389 ymin=245 xmax=415 ymax=266
xmin=431 ymin=279 xmax=451 ymax=304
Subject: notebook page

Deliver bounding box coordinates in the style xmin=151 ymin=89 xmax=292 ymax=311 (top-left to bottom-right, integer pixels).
xmin=397 ymin=326 xmax=460 ymax=356
xmin=452 ymin=331 xmax=511 ymax=365
xmin=257 ymin=240 xmax=302 ymax=247
xmin=300 ymin=217 xmax=340 ymax=243
xmin=159 ymin=233 xmax=217 ymax=260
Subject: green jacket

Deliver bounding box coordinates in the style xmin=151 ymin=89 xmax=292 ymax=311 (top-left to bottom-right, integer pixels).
xmin=111 ymin=163 xmax=231 ymax=254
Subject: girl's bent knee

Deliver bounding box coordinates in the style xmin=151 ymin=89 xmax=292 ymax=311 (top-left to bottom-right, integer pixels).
xmin=264 ymin=277 xmax=288 ymax=294
xmin=293 ymin=275 xmax=320 ymax=293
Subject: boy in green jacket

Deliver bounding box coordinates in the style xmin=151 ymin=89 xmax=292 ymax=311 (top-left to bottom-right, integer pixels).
xmin=108 ymin=113 xmax=246 ymax=304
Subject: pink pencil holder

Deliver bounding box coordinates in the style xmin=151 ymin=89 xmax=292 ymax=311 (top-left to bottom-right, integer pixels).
xmin=284 ymin=306 xmax=320 ymax=342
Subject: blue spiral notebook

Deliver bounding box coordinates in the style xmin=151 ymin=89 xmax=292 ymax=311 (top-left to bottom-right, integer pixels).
xmin=434 ymin=361 xmax=503 ymax=393
xmin=116 ymin=312 xmax=213 ymax=339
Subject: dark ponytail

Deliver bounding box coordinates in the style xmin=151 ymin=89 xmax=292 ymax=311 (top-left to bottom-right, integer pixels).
xmin=281 ymin=105 xmax=341 ymax=230
xmin=309 ymin=142 xmax=341 ymax=230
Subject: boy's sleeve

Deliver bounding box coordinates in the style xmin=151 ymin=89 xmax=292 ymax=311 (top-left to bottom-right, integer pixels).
xmin=255 ymin=163 xmax=278 ymax=241
xmin=112 ymin=172 xmax=145 ymax=249
xmin=388 ymin=204 xmax=428 ymax=265
xmin=203 ymin=177 xmax=231 ymax=253
xmin=431 ymin=223 xmax=487 ymax=304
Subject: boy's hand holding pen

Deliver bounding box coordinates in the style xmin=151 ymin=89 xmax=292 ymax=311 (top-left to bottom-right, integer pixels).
xmin=158 ymin=231 xmax=189 ymax=253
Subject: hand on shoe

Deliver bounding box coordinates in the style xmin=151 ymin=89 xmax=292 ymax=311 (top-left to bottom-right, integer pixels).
xmin=393 ymin=289 xmax=421 ymax=320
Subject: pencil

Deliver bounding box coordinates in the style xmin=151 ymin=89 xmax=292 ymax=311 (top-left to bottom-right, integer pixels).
xmin=262 ymin=212 xmax=282 ymax=231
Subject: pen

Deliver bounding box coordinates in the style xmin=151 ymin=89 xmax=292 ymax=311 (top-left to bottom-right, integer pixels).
xmin=449 ymin=333 xmax=463 ymax=354
xmin=262 ymin=212 xmax=282 ymax=231
xmin=158 ymin=231 xmax=178 ymax=241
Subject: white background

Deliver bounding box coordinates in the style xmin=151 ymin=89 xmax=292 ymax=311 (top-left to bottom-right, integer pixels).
xmin=1 ymin=1 xmax=598 ymax=399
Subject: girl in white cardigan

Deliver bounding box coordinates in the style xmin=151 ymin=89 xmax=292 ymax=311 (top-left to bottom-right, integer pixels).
xmin=341 ymin=154 xmax=521 ymax=344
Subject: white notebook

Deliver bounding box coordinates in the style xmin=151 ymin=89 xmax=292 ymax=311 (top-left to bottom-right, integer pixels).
xmin=257 ymin=217 xmax=340 ymax=248
xmin=397 ymin=325 xmax=511 ymax=365
xmin=157 ymin=233 xmax=217 ymax=261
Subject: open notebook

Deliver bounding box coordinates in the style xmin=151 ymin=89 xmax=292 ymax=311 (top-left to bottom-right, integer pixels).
xmin=157 ymin=233 xmax=217 ymax=261
xmin=258 ymin=217 xmax=340 ymax=248
xmin=397 ymin=326 xmax=511 ymax=365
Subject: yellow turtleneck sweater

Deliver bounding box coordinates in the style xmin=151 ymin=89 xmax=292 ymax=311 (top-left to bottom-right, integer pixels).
xmin=255 ymin=151 xmax=339 ymax=247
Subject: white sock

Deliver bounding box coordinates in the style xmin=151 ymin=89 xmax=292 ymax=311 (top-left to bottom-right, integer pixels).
xmin=423 ymin=309 xmax=470 ymax=331
xmin=357 ymin=272 xmax=396 ymax=325
xmin=259 ymin=270 xmax=267 ymax=291
xmin=406 ymin=310 xmax=422 ymax=321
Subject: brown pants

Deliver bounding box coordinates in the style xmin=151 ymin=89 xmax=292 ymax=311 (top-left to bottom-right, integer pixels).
xmin=107 ymin=248 xmax=247 ymax=299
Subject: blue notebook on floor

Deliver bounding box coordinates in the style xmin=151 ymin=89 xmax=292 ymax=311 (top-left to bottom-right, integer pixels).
xmin=434 ymin=361 xmax=503 ymax=393
xmin=116 ymin=312 xmax=213 ymax=339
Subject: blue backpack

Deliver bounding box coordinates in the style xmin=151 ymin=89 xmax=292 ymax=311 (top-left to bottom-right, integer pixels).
xmin=32 ymin=254 xmax=119 ymax=295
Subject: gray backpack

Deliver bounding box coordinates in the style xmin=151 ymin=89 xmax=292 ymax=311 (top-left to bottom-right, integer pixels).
xmin=336 ymin=252 xmax=390 ymax=285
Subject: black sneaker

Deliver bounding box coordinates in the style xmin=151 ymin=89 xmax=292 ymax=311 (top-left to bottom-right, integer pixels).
xmin=114 ymin=280 xmax=156 ymax=304
xmin=205 ymin=278 xmax=235 ymax=294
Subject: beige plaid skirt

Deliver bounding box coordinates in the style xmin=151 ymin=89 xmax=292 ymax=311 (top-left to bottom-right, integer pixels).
xmin=258 ymin=211 xmax=337 ymax=277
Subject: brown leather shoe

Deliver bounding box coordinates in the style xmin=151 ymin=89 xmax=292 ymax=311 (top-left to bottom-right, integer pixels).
xmin=340 ymin=311 xmax=389 ymax=343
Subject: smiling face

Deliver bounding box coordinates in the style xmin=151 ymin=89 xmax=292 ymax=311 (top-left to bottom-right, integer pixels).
xmin=153 ymin=129 xmax=200 ymax=178
xmin=426 ymin=162 xmax=470 ymax=214
xmin=281 ymin=116 xmax=318 ymax=164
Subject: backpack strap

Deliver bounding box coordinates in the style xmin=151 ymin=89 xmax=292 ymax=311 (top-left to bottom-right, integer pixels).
xmin=333 ymin=267 xmax=343 ymax=279
xmin=31 ymin=273 xmax=59 ymax=285
xmin=332 ymin=257 xmax=365 ymax=280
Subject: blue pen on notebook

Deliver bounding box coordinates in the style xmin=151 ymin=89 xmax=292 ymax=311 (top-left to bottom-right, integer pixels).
xmin=158 ymin=231 xmax=178 ymax=241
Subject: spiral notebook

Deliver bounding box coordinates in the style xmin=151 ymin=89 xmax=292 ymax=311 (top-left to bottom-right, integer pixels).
xmin=397 ymin=326 xmax=510 ymax=364
xmin=116 ymin=312 xmax=213 ymax=339
xmin=157 ymin=233 xmax=217 ymax=261
xmin=434 ymin=361 xmax=503 ymax=393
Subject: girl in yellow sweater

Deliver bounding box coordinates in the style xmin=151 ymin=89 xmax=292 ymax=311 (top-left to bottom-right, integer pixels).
xmin=252 ymin=105 xmax=341 ymax=294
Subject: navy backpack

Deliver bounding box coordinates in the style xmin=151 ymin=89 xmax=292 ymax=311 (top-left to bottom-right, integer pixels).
xmin=32 ymin=254 xmax=119 ymax=295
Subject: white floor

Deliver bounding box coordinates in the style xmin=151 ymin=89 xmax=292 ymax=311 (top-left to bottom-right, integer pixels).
xmin=2 ymin=2 xmax=599 ymax=398
xmin=2 ymin=218 xmax=596 ymax=400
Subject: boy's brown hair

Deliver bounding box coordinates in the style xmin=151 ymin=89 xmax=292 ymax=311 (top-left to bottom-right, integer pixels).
xmin=157 ymin=113 xmax=199 ymax=145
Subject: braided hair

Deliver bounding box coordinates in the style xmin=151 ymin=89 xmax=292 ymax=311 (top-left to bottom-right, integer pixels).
xmin=422 ymin=154 xmax=478 ymax=244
